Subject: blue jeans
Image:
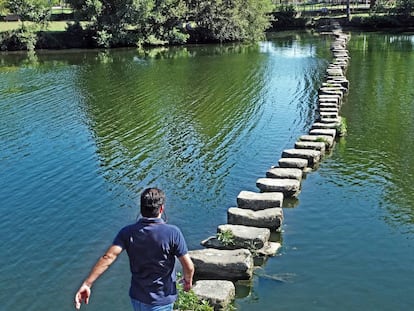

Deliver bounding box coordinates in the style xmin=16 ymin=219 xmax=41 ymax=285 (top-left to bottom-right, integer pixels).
xmin=131 ymin=298 xmax=173 ymax=311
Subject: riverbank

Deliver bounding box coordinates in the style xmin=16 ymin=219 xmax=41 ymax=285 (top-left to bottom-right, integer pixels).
xmin=1 ymin=14 xmax=413 ymax=51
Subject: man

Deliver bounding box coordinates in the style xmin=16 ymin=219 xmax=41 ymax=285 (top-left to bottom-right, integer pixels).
xmin=74 ymin=188 xmax=194 ymax=311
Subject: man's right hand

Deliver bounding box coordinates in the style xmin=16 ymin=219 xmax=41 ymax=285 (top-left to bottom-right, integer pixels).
xmin=74 ymin=284 xmax=91 ymax=309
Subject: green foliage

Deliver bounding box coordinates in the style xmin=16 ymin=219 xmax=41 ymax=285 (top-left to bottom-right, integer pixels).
xmin=6 ymin=0 xmax=51 ymax=25
xmin=271 ymin=4 xmax=307 ymax=30
xmin=190 ymin=0 xmax=274 ymax=42
xmin=336 ymin=117 xmax=347 ymax=137
xmin=396 ymin=0 xmax=414 ymax=16
xmin=66 ymin=0 xmax=273 ymax=47
xmin=2 ymin=1 xmax=52 ymax=52
xmin=174 ymin=274 xmax=213 ymax=311
xmin=217 ymin=229 xmax=235 ymax=246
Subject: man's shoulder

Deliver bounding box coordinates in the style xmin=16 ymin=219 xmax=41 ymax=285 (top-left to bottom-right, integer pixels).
xmin=118 ymin=222 xmax=138 ymax=234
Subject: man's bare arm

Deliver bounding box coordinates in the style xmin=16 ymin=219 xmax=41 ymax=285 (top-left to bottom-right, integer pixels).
xmin=74 ymin=245 xmax=123 ymax=309
xmin=178 ymin=254 xmax=195 ymax=291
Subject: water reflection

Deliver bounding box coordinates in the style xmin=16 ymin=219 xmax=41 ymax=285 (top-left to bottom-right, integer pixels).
xmin=339 ymin=32 xmax=414 ymax=232
xmin=72 ymin=44 xmax=268 ymax=206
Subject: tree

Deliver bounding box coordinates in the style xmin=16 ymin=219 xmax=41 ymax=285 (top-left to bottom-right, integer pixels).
xmin=188 ymin=0 xmax=273 ymax=42
xmin=396 ymin=0 xmax=414 ymax=16
xmin=66 ymin=0 xmax=274 ymax=47
xmin=5 ymin=0 xmax=51 ymax=52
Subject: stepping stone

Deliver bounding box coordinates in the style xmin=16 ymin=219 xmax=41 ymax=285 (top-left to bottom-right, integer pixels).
xmin=319 ymin=97 xmax=340 ymax=104
xmin=237 ymin=190 xmax=283 ymax=210
xmin=266 ymin=167 xmax=303 ymax=181
xmin=218 ymin=224 xmax=270 ymax=249
xmin=309 ymin=128 xmax=337 ymax=138
xmin=256 ymin=178 xmax=301 ymax=197
xmin=326 ymin=68 xmax=343 ymax=76
xmin=318 ymin=116 xmax=341 ymax=124
xmin=281 ymin=148 xmax=321 ymax=167
xmin=320 ymin=111 xmax=338 ymax=119
xmin=321 ymin=82 xmax=345 ymax=89
xmin=319 ymin=103 xmax=338 ymax=109
xmin=278 ymin=157 xmax=308 ymax=170
xmin=189 ymin=248 xmax=253 ymax=280
xmin=299 ymin=135 xmax=334 ymax=148
xmin=319 ymin=107 xmax=339 ymax=113
xmin=319 ymin=96 xmax=341 ymax=106
xmin=193 ymin=280 xmax=235 ymax=311
xmin=319 ymin=89 xmax=343 ymax=98
xmin=312 ymin=121 xmax=339 ymax=130
xmin=227 ymin=207 xmax=283 ymax=231
xmin=294 ymin=141 xmax=326 ymax=156
xmin=319 ymin=94 xmax=341 ymax=101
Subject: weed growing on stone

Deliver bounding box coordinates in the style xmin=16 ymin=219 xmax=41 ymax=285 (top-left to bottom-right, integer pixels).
xmin=174 ymin=273 xmax=214 ymax=311
xmin=217 ymin=229 xmax=235 ymax=246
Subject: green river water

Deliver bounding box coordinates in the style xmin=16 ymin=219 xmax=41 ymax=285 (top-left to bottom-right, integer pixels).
xmin=0 ymin=31 xmax=413 ymax=310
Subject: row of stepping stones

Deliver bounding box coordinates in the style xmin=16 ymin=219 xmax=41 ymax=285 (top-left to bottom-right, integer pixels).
xmin=187 ymin=30 xmax=351 ymax=310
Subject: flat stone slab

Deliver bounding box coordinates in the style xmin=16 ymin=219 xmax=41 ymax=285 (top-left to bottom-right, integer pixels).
xmin=237 ymin=190 xmax=283 ymax=210
xmin=281 ymin=148 xmax=321 ymax=166
xmin=218 ymin=224 xmax=270 ymax=249
xmin=319 ymin=94 xmax=341 ymax=101
xmin=294 ymin=141 xmax=326 ymax=156
xmin=319 ymin=111 xmax=339 ymax=119
xmin=299 ymin=135 xmax=334 ymax=148
xmin=266 ymin=167 xmax=303 ymax=181
xmin=312 ymin=121 xmax=339 ymax=130
xmin=189 ymin=248 xmax=253 ymax=280
xmin=192 ymin=280 xmax=235 ymax=311
xmin=309 ymin=128 xmax=337 ymax=138
xmin=227 ymin=207 xmax=283 ymax=231
xmin=256 ymin=178 xmax=301 ymax=197
xmin=326 ymin=68 xmax=343 ymax=76
xmin=319 ymin=91 xmax=343 ymax=99
xmin=278 ymin=157 xmax=308 ymax=169
xmin=319 ymin=98 xmax=340 ymax=106
xmin=319 ymin=107 xmax=339 ymax=113
xmin=319 ymin=103 xmax=338 ymax=109
xmin=318 ymin=116 xmax=341 ymax=124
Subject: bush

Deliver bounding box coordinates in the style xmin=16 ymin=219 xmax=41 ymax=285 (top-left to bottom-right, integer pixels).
xmin=271 ymin=5 xmax=307 ymax=30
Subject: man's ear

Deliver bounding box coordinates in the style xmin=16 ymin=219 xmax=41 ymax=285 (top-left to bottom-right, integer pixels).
xmin=159 ymin=205 xmax=164 ymax=214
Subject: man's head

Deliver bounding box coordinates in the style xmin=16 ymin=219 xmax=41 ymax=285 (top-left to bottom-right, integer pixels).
xmin=140 ymin=188 xmax=165 ymax=218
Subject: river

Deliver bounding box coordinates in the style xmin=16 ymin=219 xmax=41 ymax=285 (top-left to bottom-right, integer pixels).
xmin=0 ymin=31 xmax=413 ymax=310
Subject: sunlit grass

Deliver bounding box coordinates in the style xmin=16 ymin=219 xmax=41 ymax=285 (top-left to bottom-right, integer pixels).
xmin=0 ymin=21 xmax=71 ymax=32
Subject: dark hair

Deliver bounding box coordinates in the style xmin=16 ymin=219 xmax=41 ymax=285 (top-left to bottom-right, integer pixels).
xmin=140 ymin=188 xmax=165 ymax=218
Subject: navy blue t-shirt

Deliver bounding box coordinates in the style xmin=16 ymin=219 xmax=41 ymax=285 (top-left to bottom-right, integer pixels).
xmin=113 ymin=217 xmax=188 ymax=305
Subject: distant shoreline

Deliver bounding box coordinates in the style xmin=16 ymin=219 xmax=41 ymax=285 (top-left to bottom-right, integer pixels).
xmin=1 ymin=15 xmax=413 ymax=52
